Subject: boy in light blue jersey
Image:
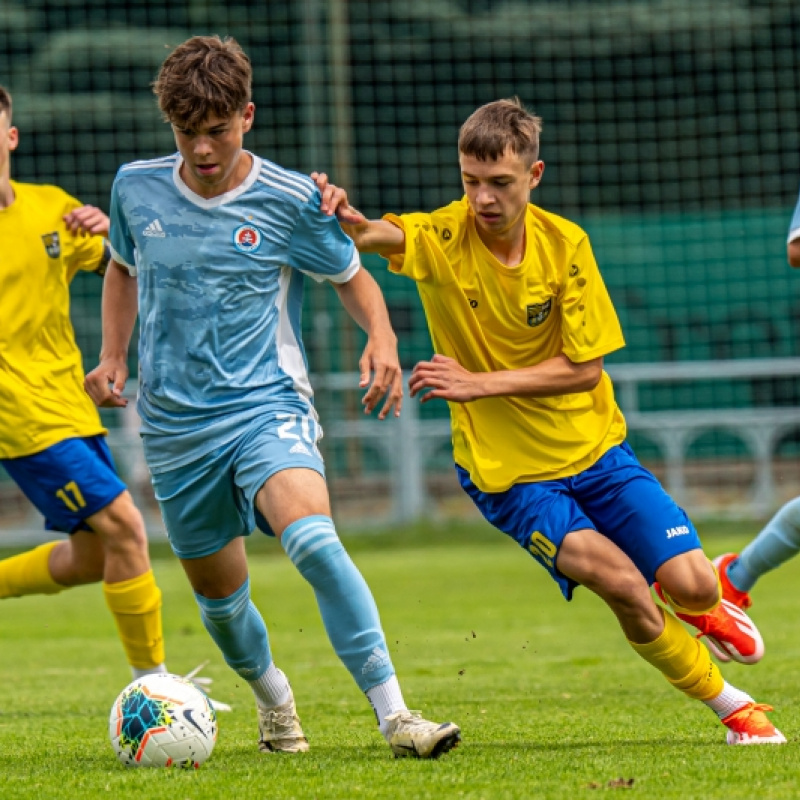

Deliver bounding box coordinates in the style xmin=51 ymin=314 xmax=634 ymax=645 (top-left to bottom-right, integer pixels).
xmin=85 ymin=35 xmax=460 ymax=759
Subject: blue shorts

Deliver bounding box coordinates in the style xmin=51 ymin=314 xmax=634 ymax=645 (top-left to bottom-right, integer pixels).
xmin=457 ymin=442 xmax=701 ymax=600
xmin=150 ymin=409 xmax=326 ymax=560
xmin=1 ymin=436 xmax=127 ymax=534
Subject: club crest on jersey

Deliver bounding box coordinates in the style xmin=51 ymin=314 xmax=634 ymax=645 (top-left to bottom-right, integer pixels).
xmin=526 ymin=298 xmax=552 ymax=327
xmin=233 ymin=223 xmax=263 ymax=253
xmin=41 ymin=232 xmax=61 ymax=258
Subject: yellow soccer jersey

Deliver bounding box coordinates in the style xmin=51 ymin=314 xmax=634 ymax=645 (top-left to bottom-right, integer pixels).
xmin=384 ymin=197 xmax=627 ymax=492
xmin=0 ymin=181 xmax=106 ymax=458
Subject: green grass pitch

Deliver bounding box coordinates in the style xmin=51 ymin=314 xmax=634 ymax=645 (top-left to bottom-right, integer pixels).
xmin=0 ymin=520 xmax=797 ymax=799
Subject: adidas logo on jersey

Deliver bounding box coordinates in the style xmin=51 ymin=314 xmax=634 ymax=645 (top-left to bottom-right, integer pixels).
xmin=289 ymin=441 xmax=312 ymax=456
xmin=361 ymin=647 xmax=391 ymax=675
xmin=143 ymin=219 xmax=166 ymax=238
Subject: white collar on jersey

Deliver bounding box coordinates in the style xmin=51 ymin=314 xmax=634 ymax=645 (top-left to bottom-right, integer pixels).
xmin=173 ymin=151 xmax=263 ymax=209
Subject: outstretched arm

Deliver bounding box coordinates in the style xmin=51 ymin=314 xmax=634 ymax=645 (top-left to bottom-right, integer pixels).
xmin=311 ymin=172 xmax=406 ymax=256
xmin=409 ymin=353 xmax=604 ymax=404
xmin=333 ymin=267 xmax=403 ymax=419
xmin=84 ymin=261 xmax=138 ymax=408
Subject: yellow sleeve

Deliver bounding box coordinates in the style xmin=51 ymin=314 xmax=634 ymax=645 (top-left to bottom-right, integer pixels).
xmin=60 ymin=195 xmax=106 ymax=280
xmin=559 ymin=234 xmax=626 ymax=362
xmin=382 ymin=211 xmax=434 ymax=282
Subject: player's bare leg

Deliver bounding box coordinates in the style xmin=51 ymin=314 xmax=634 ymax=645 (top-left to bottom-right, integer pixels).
xmin=556 ymin=529 xmax=784 ymax=745
xmin=86 ymin=490 xmax=151 ymax=582
xmin=46 ymin=529 xmax=106 ymax=587
xmin=0 ymin=490 xmax=148 ymax=595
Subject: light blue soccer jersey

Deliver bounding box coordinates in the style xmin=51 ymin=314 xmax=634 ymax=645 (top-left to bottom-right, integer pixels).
xmin=789 ymin=185 xmax=800 ymax=244
xmin=108 ymin=152 xmax=359 ymax=472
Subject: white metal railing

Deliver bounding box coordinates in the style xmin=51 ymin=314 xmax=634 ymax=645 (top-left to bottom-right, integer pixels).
xmin=608 ymin=358 xmax=800 ymax=516
xmin=315 ymin=359 xmax=800 ymax=520
xmin=5 ymin=359 xmax=800 ymax=544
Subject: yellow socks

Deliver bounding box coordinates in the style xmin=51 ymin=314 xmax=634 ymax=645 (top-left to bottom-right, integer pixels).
xmin=0 ymin=541 xmax=64 ymax=598
xmin=0 ymin=546 xmax=165 ymax=675
xmin=104 ymin=570 xmax=165 ymax=671
xmin=629 ymin=608 xmax=723 ymax=702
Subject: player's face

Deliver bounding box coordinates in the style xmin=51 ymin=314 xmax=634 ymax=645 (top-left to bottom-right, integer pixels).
xmin=460 ymin=148 xmax=544 ymax=240
xmin=173 ymin=103 xmax=255 ymax=198
xmin=0 ymin=110 xmax=19 ymax=184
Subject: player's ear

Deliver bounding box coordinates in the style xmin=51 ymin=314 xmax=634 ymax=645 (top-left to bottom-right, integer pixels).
xmin=7 ymin=125 xmax=19 ymax=152
xmin=241 ymin=102 xmax=255 ymax=133
xmin=529 ymin=160 xmax=544 ymax=189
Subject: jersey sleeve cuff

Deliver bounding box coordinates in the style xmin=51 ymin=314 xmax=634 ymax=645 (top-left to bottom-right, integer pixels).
xmin=109 ymin=243 xmax=137 ymax=276
xmin=565 ymin=337 xmax=627 ymax=363
xmin=327 ymin=248 xmax=361 ymax=284
xmin=300 ymin=248 xmax=361 ymax=284
xmin=382 ymin=214 xmax=410 ymax=276
xmin=788 ymin=226 xmax=800 ymax=244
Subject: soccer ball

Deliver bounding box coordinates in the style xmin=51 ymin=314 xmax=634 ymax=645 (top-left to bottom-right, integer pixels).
xmin=109 ymin=673 xmax=217 ymax=768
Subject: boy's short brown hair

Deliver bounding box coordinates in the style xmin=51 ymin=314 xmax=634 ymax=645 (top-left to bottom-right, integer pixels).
xmin=0 ymin=85 xmax=12 ymax=123
xmin=458 ymin=98 xmax=542 ymax=165
xmin=153 ymin=35 xmax=252 ymax=128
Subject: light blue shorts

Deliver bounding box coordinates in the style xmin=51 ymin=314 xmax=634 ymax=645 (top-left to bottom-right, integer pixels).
xmin=150 ymin=409 xmax=325 ymax=559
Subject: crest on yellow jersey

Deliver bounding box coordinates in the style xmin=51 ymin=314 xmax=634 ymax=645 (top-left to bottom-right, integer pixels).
xmin=526 ymin=298 xmax=552 ymax=327
xmin=41 ymin=232 xmax=61 ymax=258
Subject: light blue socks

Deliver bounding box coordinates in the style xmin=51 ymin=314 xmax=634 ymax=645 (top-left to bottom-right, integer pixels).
xmin=728 ymin=496 xmax=800 ymax=592
xmin=281 ymin=515 xmax=395 ymax=692
xmin=194 ymin=577 xmax=271 ymax=681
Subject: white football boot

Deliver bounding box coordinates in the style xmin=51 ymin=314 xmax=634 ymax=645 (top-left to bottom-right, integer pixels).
xmin=257 ymin=688 xmax=309 ymax=753
xmin=384 ymin=710 xmax=461 ymax=758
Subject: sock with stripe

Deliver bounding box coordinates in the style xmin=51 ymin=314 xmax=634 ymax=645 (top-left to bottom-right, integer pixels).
xmin=194 ymin=577 xmax=287 ymax=707
xmin=281 ymin=515 xmax=395 ymax=693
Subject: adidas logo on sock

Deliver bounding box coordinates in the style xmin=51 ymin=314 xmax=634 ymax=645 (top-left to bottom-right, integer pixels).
xmin=361 ymin=647 xmax=391 ymax=675
xmin=289 ymin=442 xmax=312 ymax=456
xmin=143 ymin=219 xmax=166 ymax=238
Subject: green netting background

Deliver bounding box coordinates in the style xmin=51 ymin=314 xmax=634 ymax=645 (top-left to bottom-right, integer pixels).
xmin=3 ymin=1 xmax=800 ymax=525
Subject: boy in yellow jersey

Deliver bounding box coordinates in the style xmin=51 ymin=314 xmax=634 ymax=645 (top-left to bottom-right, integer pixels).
xmin=313 ymin=98 xmax=785 ymax=745
xmin=0 ymin=85 xmax=178 ymax=687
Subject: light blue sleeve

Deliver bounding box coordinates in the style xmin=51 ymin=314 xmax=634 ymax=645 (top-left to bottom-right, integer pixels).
xmin=108 ymin=173 xmax=137 ymax=273
xmin=788 ymin=185 xmax=800 ymax=244
xmin=287 ymin=189 xmax=360 ymax=283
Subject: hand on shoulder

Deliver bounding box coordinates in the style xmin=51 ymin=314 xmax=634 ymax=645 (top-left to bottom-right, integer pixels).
xmin=63 ymin=204 xmax=110 ymax=237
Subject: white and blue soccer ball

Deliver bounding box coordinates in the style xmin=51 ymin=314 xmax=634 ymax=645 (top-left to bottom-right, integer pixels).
xmin=109 ymin=673 xmax=217 ymax=768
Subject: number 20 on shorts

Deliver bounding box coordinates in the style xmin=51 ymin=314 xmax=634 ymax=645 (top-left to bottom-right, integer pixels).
xmin=528 ymin=530 xmax=557 ymax=567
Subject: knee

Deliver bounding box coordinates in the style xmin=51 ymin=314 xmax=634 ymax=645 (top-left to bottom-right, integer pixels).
xmin=91 ymin=493 xmax=149 ymax=554
xmin=659 ymin=562 xmax=719 ymax=611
